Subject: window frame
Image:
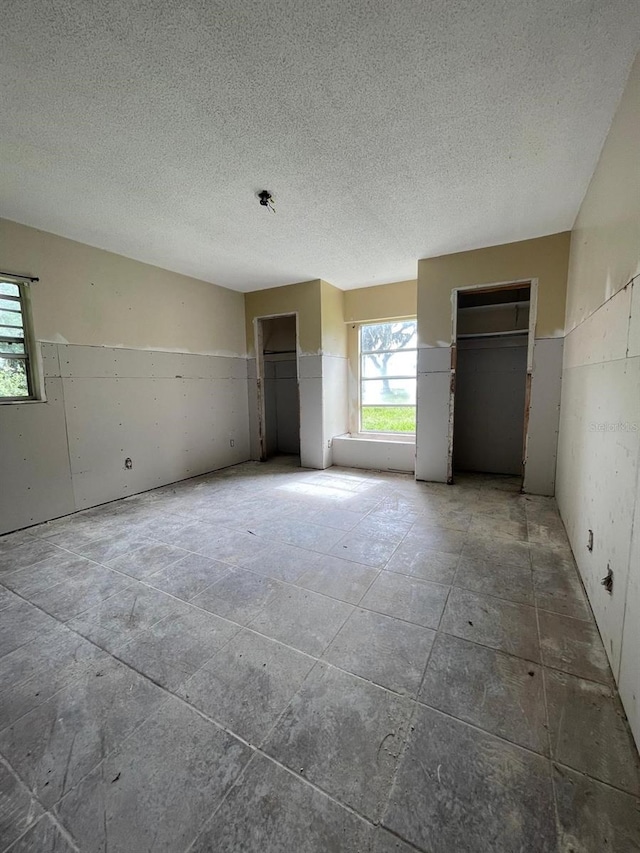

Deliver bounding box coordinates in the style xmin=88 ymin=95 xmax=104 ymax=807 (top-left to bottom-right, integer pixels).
xmin=358 ymin=318 xmax=417 ymax=436
xmin=0 ymin=276 xmax=39 ymax=403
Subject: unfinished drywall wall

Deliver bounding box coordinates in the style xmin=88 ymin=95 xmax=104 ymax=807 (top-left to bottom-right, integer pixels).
xmin=0 ymin=352 xmax=75 ymax=532
xmin=58 ymin=346 xmax=249 ymax=511
xmin=525 ymin=336 xmax=564 ymax=495
xmin=453 ymin=336 xmax=528 ymax=475
xmin=415 ymin=233 xmax=571 ymax=491
xmin=556 ymin=53 xmax=640 ymax=749
xmin=262 ymin=315 xmax=300 ymax=456
xmin=272 ymin=359 xmax=300 ymax=453
xmin=264 ymin=358 xmax=301 ymax=455
xmin=320 ymin=281 xmax=349 ymax=467
xmin=0 ymin=220 xmax=249 ymax=534
xmin=332 ymin=434 xmax=415 ymax=473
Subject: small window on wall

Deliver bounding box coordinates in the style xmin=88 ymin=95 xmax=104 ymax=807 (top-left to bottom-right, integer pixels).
xmin=0 ymin=279 xmax=36 ymax=401
xmin=360 ymin=319 xmax=417 ymax=433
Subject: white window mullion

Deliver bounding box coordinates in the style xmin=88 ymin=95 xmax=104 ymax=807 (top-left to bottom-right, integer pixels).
xmin=358 ymin=319 xmax=417 ymax=435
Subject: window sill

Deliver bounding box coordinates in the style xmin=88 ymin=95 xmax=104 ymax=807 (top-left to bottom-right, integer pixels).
xmin=352 ymin=432 xmax=415 ymax=444
xmin=0 ymin=397 xmax=47 ymax=406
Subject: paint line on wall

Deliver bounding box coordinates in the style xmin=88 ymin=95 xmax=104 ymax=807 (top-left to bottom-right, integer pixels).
xmin=38 ymin=340 xmax=245 ymax=359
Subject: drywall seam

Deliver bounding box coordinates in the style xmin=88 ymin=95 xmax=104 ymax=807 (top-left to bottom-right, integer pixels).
xmin=56 ymin=349 xmax=76 ymax=517
xmin=40 ymin=341 xmax=246 ymax=359
xmin=626 ymin=277 xmax=639 ymax=358
xmin=565 ymin=274 xmax=639 ymax=348
xmin=619 ymin=436 xmax=640 ymax=681
xmin=1 ymin=342 xmax=252 ymax=532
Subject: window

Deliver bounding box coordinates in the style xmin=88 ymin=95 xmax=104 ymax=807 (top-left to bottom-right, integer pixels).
xmin=0 ymin=278 xmax=36 ymax=401
xmin=359 ymin=319 xmax=417 ymax=433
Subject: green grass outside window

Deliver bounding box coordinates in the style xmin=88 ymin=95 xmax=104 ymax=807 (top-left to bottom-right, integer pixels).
xmin=361 ymin=407 xmax=416 ymax=433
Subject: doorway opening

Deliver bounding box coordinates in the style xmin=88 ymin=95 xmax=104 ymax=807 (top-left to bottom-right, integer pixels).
xmin=255 ymin=314 xmax=301 ymax=463
xmin=449 ymin=282 xmax=534 ymax=484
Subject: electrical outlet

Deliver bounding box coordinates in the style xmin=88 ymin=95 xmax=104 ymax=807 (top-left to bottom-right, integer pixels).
xmin=327 ymin=439 xmax=332 ymax=449
xmin=124 ymin=457 xmax=133 ymax=470
xmin=230 ymin=439 xmax=235 ymax=448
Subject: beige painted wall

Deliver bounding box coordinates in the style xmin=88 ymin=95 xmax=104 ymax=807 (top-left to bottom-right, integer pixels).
xmin=556 ymin=52 xmax=640 ymax=750
xmin=415 ymin=234 xmax=569 ymax=487
xmin=320 ymin=280 xmax=347 ymax=357
xmin=344 ymin=279 xmax=417 ymax=324
xmin=565 ymin=53 xmax=640 ymax=333
xmin=262 ymin=315 xmax=298 ymax=353
xmin=417 ymin=234 xmax=571 ymax=346
xmin=244 ymin=279 xmax=322 ymax=356
xmin=244 ymin=279 xmax=349 ymax=468
xmin=0 ymin=219 xmax=250 ymax=533
xmin=0 ymin=218 xmax=246 ymax=356
xmin=245 ymin=277 xmax=415 ymax=359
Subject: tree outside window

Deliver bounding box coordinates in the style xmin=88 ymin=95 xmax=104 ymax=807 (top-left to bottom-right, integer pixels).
xmin=360 ymin=320 xmax=417 ymax=433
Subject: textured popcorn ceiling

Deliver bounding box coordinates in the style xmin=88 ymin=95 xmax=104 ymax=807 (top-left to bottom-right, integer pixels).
xmin=1 ymin=1 xmax=638 ymax=292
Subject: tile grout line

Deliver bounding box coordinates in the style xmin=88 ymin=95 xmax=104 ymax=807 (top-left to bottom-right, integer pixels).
xmin=0 ymin=688 xmax=180 ymax=843
xmin=4 ymin=567 xmax=610 ymax=770
xmin=2 ymin=533 xmax=457 ymax=646
xmin=376 ymin=565 xmax=459 ymax=836
xmin=2 ymin=579 xmax=422 ymax=746
xmin=3 ymin=637 xmax=423 ymax=852
xmin=1 ymin=536 xmax=596 ymax=634
xmin=10 ymin=574 xmax=620 ymax=819
xmin=2 ymin=462 xmax=635 ymax=849
xmin=0 ymin=754 xmax=82 ymax=853
xmin=1 ymin=813 xmax=80 ymax=853
xmin=252 ymin=750 xmax=429 ymax=853
xmin=0 ymin=560 xmax=617 ymax=748
xmin=532 ymin=553 xmax=563 ymax=845
xmin=0 ymin=509 xmax=617 ymax=706
xmin=181 ymin=751 xmax=263 ymax=853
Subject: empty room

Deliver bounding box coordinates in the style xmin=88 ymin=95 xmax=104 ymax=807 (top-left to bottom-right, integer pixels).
xmin=1 ymin=1 xmax=639 ymax=851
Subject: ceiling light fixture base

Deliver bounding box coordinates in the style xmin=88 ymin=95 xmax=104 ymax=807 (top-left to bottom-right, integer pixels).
xmin=258 ymin=190 xmax=275 ymax=212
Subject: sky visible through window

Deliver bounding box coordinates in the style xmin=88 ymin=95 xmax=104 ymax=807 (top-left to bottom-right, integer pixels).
xmin=360 ymin=320 xmax=417 ymax=433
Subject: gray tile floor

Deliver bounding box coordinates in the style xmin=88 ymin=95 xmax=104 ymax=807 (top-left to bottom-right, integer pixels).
xmin=1 ymin=458 xmax=640 ymax=852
